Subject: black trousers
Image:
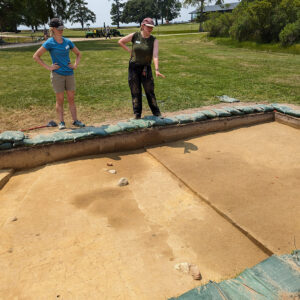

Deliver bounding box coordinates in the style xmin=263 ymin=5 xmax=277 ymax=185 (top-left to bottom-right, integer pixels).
xmin=128 ymin=62 xmax=161 ymax=117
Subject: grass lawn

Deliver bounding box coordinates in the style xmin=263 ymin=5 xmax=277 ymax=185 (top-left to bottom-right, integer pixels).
xmin=0 ymin=33 xmax=299 ymax=131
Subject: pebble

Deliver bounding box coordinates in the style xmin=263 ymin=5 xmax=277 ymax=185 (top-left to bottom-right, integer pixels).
xmin=108 ymin=169 xmax=117 ymax=174
xmin=107 ymin=162 xmax=113 ymax=166
xmin=118 ymin=177 xmax=129 ymax=186
xmin=174 ymin=262 xmax=202 ymax=280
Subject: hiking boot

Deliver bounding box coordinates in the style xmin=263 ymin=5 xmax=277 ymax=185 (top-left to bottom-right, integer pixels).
xmin=134 ymin=114 xmax=141 ymax=120
xmin=58 ymin=121 xmax=66 ymax=130
xmin=73 ymin=120 xmax=85 ymax=127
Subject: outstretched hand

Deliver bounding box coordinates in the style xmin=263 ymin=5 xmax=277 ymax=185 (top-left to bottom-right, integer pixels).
xmin=155 ymin=70 xmax=165 ymax=78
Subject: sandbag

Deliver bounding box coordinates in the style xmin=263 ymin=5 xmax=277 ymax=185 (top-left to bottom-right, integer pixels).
xmin=212 ymin=109 xmax=232 ymax=117
xmin=256 ymin=104 xmax=274 ymax=112
xmin=117 ymin=121 xmax=139 ymax=131
xmin=250 ymin=105 xmax=264 ymax=112
xmin=69 ymin=126 xmax=108 ymax=137
xmin=144 ymin=116 xmax=179 ymax=126
xmin=23 ymin=135 xmax=55 ymax=146
xmin=201 ymin=110 xmax=217 ymax=119
xmin=235 ymin=106 xmax=255 ymax=114
xmin=191 ymin=112 xmax=207 ymax=121
xmin=175 ymin=114 xmax=194 ymax=124
xmin=286 ymin=110 xmax=300 ymax=118
xmin=103 ymin=124 xmax=122 ymax=134
xmin=222 ymin=107 xmax=244 ymax=115
xmin=0 ymin=142 xmax=13 ymax=150
xmin=218 ymin=95 xmax=240 ymax=103
xmin=272 ymin=104 xmax=293 ymax=114
xmin=130 ymin=119 xmax=155 ymax=129
xmin=0 ymin=131 xmax=25 ymax=142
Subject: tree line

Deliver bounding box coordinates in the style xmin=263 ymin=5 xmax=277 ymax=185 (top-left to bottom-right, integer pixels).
xmin=0 ymin=0 xmax=96 ymax=31
xmin=110 ymin=0 xmax=182 ymax=28
xmin=204 ymin=0 xmax=300 ymax=46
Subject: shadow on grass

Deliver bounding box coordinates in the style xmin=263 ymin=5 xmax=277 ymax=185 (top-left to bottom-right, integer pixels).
xmin=0 ymin=40 xmax=120 ymax=52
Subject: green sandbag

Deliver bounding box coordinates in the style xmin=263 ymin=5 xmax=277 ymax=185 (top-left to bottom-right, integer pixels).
xmin=191 ymin=112 xmax=207 ymax=121
xmin=0 ymin=142 xmax=13 ymax=150
xmin=222 ymin=107 xmax=244 ymax=115
xmin=117 ymin=121 xmax=139 ymax=131
xmin=272 ymin=103 xmax=293 ymax=114
xmin=235 ymin=106 xmax=255 ymax=114
xmin=144 ymin=116 xmax=179 ymax=126
xmin=175 ymin=114 xmax=194 ymax=124
xmin=212 ymin=109 xmax=232 ymax=117
xmin=103 ymin=124 xmax=122 ymax=134
xmin=144 ymin=115 xmax=166 ymax=126
xmin=0 ymin=131 xmax=25 ymax=142
xmin=13 ymin=140 xmax=24 ymax=147
xmin=201 ymin=110 xmax=217 ymax=119
xmin=69 ymin=126 xmax=108 ymax=137
xmin=23 ymin=135 xmax=55 ymax=146
xmin=286 ymin=110 xmax=300 ymax=118
xmin=250 ymin=105 xmax=264 ymax=112
xmin=256 ymin=104 xmax=274 ymax=112
xmin=130 ymin=119 xmax=155 ymax=129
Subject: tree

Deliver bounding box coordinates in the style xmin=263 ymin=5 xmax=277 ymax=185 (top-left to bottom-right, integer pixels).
xmin=122 ymin=0 xmax=155 ymax=25
xmin=110 ymin=0 xmax=125 ymax=28
xmin=68 ymin=0 xmax=96 ymax=29
xmin=46 ymin=0 xmax=69 ymax=20
xmin=184 ymin=0 xmax=212 ymax=32
xmin=159 ymin=0 xmax=181 ymax=24
xmin=0 ymin=0 xmax=24 ymax=31
xmin=22 ymin=0 xmax=49 ymax=30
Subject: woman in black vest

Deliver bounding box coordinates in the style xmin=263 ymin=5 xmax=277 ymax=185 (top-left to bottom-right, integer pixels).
xmin=118 ymin=18 xmax=165 ymax=119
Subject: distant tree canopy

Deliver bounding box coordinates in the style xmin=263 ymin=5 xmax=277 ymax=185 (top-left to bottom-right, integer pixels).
xmin=204 ymin=0 xmax=300 ymax=46
xmin=0 ymin=0 xmax=96 ymax=31
xmin=110 ymin=0 xmax=125 ymax=28
xmin=68 ymin=0 xmax=96 ymax=29
xmin=110 ymin=0 xmax=181 ymax=26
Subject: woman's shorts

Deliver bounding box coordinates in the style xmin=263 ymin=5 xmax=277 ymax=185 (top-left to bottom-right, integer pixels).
xmin=50 ymin=72 xmax=75 ymax=93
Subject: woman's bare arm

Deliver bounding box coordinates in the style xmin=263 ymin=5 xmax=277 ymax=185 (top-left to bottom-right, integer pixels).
xmin=118 ymin=33 xmax=135 ymax=54
xmin=68 ymin=46 xmax=81 ymax=69
xmin=153 ymin=39 xmax=165 ymax=78
xmin=33 ymin=46 xmax=60 ymax=71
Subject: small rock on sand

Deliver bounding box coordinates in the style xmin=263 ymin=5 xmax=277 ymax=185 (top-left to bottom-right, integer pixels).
xmin=107 ymin=162 xmax=113 ymax=166
xmin=118 ymin=177 xmax=129 ymax=186
xmin=174 ymin=262 xmax=202 ymax=280
xmin=108 ymin=170 xmax=117 ymax=174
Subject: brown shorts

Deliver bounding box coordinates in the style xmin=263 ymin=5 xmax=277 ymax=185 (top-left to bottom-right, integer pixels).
xmin=50 ymin=72 xmax=75 ymax=93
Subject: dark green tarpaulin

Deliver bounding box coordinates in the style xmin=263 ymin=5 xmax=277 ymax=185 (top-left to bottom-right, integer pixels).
xmin=169 ymin=251 xmax=300 ymax=300
xmin=0 ymin=131 xmax=25 ymax=142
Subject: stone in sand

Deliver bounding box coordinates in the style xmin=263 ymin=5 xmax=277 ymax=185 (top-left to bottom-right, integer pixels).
xmin=118 ymin=177 xmax=128 ymax=186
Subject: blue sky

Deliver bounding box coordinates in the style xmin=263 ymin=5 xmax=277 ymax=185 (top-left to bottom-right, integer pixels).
xmin=67 ymin=0 xmax=197 ymax=28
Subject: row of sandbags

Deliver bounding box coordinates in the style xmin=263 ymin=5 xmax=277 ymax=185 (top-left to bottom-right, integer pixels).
xmin=0 ymin=103 xmax=299 ymax=150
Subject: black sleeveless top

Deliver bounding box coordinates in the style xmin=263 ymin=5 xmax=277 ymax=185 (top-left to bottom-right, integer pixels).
xmin=131 ymin=32 xmax=156 ymax=65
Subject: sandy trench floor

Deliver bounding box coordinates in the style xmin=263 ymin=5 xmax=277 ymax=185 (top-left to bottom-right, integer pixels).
xmin=0 ymin=122 xmax=299 ymax=300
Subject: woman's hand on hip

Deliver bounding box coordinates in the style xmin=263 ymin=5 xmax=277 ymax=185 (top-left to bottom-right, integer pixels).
xmin=68 ymin=62 xmax=77 ymax=70
xmin=155 ymin=70 xmax=165 ymax=78
xmin=49 ymin=63 xmax=60 ymax=71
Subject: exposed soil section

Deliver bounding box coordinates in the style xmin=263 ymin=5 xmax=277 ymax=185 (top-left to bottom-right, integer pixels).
xmin=0 ymin=150 xmax=267 ymax=299
xmin=147 ymin=122 xmax=300 ymax=255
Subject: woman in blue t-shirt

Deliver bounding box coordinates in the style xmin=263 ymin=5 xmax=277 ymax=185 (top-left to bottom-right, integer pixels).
xmin=33 ymin=18 xmax=85 ymax=130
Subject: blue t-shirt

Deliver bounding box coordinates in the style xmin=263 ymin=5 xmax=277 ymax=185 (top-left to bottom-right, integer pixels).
xmin=42 ymin=37 xmax=75 ymax=76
